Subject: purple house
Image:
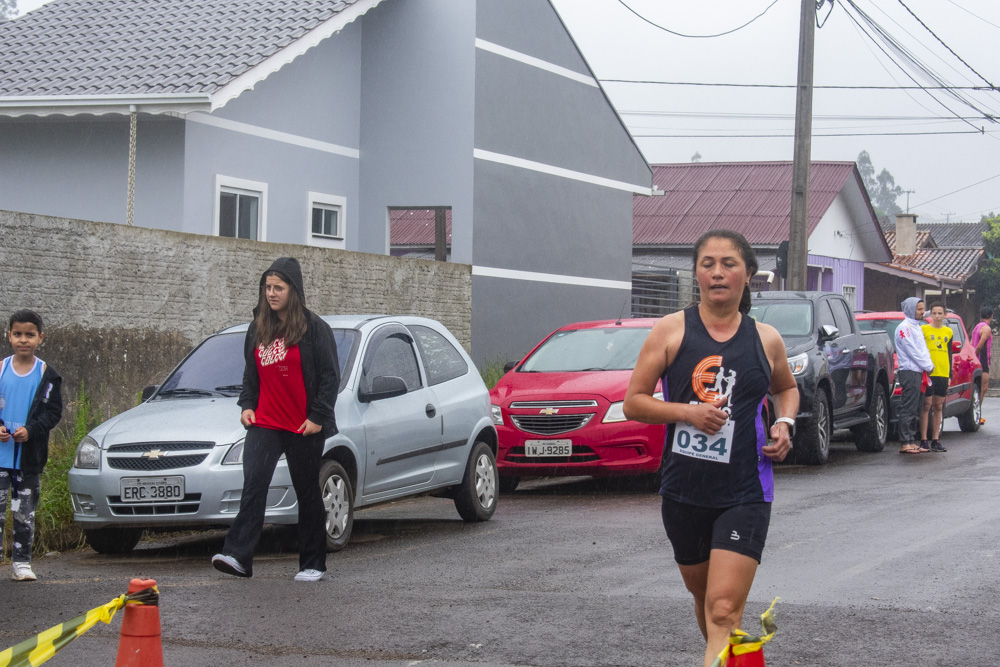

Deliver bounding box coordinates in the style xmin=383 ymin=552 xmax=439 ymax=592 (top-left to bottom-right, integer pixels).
xmin=632 ymin=161 xmax=892 ymax=315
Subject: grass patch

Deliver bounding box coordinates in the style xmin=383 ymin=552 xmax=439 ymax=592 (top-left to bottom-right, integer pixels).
xmin=479 ymin=356 xmax=512 ymax=389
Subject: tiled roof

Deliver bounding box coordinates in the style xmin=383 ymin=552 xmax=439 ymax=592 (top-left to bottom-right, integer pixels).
xmin=0 ymin=0 xmax=363 ymax=96
xmin=634 ymin=161 xmax=865 ymax=246
xmin=890 ymin=247 xmax=982 ymax=282
xmin=388 ymin=209 xmax=452 ymax=246
xmin=883 ymin=230 xmax=934 ymax=253
xmin=880 ymin=219 xmax=987 ymax=248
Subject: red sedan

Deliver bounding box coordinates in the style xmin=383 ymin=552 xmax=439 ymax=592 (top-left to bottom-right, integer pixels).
xmin=489 ymin=319 xmax=665 ymax=491
xmin=855 ymin=310 xmax=983 ymax=431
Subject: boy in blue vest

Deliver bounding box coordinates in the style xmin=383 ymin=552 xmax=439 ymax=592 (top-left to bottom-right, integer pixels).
xmin=0 ymin=310 xmax=63 ymax=581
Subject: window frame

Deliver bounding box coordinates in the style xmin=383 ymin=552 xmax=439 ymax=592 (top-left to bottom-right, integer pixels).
xmin=359 ymin=324 xmax=424 ymax=398
xmin=215 ymin=175 xmax=268 ymax=241
xmin=407 ymin=324 xmax=470 ymax=386
xmin=308 ymin=192 xmax=347 ymax=250
xmin=842 ymin=284 xmax=857 ymax=311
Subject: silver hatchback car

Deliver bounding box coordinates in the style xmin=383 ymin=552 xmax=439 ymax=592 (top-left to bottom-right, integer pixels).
xmin=69 ymin=315 xmax=498 ymax=554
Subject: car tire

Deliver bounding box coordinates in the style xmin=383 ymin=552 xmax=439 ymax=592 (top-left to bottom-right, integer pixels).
xmin=498 ymin=476 xmax=519 ymax=493
xmin=320 ymin=459 xmax=354 ymax=552
xmin=852 ymin=384 xmax=888 ymax=452
xmin=84 ymin=527 xmax=143 ymax=554
xmin=958 ymin=382 xmax=982 ymax=433
xmin=792 ymin=387 xmax=831 ymax=465
xmin=454 ymin=441 xmax=498 ymax=522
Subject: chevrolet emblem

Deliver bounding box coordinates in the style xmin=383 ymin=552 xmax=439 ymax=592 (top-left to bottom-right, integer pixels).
xmin=539 ymin=408 xmax=559 ymax=415
xmin=141 ymin=449 xmax=168 ymax=460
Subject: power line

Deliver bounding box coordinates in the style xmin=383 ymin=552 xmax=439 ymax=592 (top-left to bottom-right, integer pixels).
xmin=601 ymin=79 xmax=997 ymax=91
xmin=631 ymin=129 xmax=983 ymax=138
xmin=615 ymin=0 xmax=781 ymax=39
xmin=896 ymin=0 xmax=997 ymax=89
xmin=944 ymin=0 xmax=1000 ymax=31
xmin=910 ymin=174 xmax=1000 ymax=208
xmin=619 ymin=110 xmax=987 ymax=121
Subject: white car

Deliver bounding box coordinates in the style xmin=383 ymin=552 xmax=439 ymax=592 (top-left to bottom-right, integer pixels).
xmin=69 ymin=315 xmax=498 ymax=554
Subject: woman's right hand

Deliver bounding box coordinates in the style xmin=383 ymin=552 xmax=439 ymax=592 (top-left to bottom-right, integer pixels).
xmin=684 ymin=396 xmax=729 ymax=435
xmin=241 ymin=409 xmax=256 ymax=428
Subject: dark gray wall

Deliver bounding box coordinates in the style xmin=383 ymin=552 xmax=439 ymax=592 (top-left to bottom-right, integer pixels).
xmin=0 ymin=116 xmax=185 ymax=230
xmin=358 ymin=0 xmax=476 ymax=262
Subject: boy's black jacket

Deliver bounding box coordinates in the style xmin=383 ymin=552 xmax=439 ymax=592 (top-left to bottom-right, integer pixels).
xmin=0 ymin=363 xmax=63 ymax=474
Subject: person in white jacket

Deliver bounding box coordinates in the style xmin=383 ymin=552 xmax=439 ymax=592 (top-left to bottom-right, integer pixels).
xmin=895 ymin=297 xmax=935 ymax=453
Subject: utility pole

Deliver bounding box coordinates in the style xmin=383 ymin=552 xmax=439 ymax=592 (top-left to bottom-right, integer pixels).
xmin=902 ymin=189 xmax=915 ymax=213
xmin=787 ymin=0 xmax=817 ymax=291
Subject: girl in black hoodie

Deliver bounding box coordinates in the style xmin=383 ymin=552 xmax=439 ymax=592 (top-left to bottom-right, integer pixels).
xmin=213 ymin=258 xmax=339 ymax=581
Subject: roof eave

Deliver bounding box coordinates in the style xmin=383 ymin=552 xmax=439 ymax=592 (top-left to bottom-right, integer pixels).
xmin=0 ymin=93 xmax=212 ymax=118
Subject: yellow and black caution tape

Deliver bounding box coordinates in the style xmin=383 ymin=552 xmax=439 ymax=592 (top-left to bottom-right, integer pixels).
xmin=711 ymin=597 xmax=779 ymax=667
xmin=0 ymin=586 xmax=158 ymax=667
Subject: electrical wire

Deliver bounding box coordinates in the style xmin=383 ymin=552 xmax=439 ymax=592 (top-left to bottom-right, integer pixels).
xmin=896 ymin=0 xmax=997 ymax=89
xmin=601 ymin=80 xmax=995 ymax=90
xmin=944 ymin=0 xmax=1000 ymax=31
xmin=615 ymin=0 xmax=781 ymax=39
xmin=910 ymin=174 xmax=1000 ymax=209
xmin=631 ymin=129 xmax=983 ymax=138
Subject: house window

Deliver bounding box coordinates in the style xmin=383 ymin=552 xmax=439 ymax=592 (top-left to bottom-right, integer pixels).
xmin=216 ymin=176 xmax=267 ymax=241
xmin=308 ymin=193 xmax=346 ymax=249
xmin=842 ymin=285 xmax=857 ymax=311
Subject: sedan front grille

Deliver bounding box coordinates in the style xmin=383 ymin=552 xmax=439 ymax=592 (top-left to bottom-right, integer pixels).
xmin=510 ymin=413 xmax=594 ymax=435
xmin=108 ymin=494 xmax=201 ymax=516
xmin=107 ymin=455 xmax=208 ymax=471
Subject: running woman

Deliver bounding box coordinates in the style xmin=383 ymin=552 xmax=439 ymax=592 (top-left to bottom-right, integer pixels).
xmin=624 ymin=230 xmax=799 ymax=667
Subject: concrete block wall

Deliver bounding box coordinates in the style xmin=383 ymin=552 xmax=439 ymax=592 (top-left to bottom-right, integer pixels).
xmin=0 ymin=210 xmax=471 ymax=421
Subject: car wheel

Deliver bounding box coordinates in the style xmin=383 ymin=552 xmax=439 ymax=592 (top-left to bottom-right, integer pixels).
xmin=320 ymin=459 xmax=354 ymax=552
xmin=852 ymin=384 xmax=888 ymax=452
xmin=84 ymin=527 xmax=143 ymax=554
xmin=454 ymin=441 xmax=498 ymax=522
xmin=792 ymin=387 xmax=831 ymax=465
xmin=498 ymin=476 xmax=519 ymax=493
xmin=958 ymin=382 xmax=982 ymax=433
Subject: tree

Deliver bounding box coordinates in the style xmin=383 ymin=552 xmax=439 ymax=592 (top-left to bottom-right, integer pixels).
xmin=857 ymin=150 xmax=903 ymax=216
xmin=976 ymin=213 xmax=1000 ymax=310
xmin=0 ymin=0 xmax=17 ymax=21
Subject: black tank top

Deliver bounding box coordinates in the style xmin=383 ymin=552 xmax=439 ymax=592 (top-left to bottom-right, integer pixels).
xmin=660 ymin=306 xmax=773 ymax=507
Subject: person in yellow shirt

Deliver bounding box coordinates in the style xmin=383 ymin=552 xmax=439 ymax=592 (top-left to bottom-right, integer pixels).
xmin=920 ymin=303 xmax=953 ymax=452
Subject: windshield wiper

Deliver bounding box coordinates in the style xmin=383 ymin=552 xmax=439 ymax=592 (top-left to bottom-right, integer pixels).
xmin=157 ymin=387 xmax=216 ymax=397
xmin=215 ymin=384 xmax=243 ymax=392
xmin=578 ymin=367 xmax=610 ymax=371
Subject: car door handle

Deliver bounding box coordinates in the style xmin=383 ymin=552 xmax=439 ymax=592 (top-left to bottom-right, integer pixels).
xmin=425 ymin=404 xmax=436 ymax=418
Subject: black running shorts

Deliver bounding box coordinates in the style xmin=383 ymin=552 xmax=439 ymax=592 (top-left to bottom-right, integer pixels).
xmin=661 ymin=497 xmax=771 ymax=565
xmin=924 ymin=376 xmax=948 ymax=397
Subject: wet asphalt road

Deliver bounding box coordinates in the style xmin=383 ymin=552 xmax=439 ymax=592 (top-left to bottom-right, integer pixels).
xmin=1 ymin=400 xmax=998 ymax=666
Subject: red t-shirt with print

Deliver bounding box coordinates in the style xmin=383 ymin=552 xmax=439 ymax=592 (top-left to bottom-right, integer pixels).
xmin=254 ymin=338 xmax=307 ymax=433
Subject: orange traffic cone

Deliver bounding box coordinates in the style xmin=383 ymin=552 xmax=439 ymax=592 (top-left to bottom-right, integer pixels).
xmin=115 ymin=578 xmax=163 ymax=667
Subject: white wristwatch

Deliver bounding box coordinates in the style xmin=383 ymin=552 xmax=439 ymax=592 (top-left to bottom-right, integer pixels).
xmin=775 ymin=417 xmax=796 ymax=437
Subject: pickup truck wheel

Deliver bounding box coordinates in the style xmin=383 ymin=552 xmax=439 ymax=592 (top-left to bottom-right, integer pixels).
xmin=320 ymin=459 xmax=354 ymax=552
xmin=793 ymin=388 xmax=831 ymax=465
xmin=84 ymin=527 xmax=143 ymax=554
xmin=454 ymin=442 xmax=498 ymax=522
xmin=958 ymin=382 xmax=982 ymax=432
xmin=852 ymin=384 xmax=888 ymax=452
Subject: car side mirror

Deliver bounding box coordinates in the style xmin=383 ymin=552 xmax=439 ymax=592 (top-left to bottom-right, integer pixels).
xmin=503 ymin=361 xmax=518 ymax=373
xmin=952 ymin=341 xmax=962 ymax=353
xmin=360 ymin=375 xmax=408 ymax=403
xmin=818 ymin=324 xmax=839 ymax=342
xmin=141 ymin=385 xmax=159 ymax=401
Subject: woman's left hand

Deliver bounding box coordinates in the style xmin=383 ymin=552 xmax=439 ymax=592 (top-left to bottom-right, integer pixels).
xmin=298 ymin=419 xmax=322 ymax=436
xmin=762 ymin=422 xmax=792 ymax=462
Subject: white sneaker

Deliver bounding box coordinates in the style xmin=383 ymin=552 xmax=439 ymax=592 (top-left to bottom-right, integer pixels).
xmin=211 ymin=553 xmax=249 ymax=577
xmin=12 ymin=562 xmax=37 ymax=581
xmin=293 ymin=568 xmax=326 ymax=582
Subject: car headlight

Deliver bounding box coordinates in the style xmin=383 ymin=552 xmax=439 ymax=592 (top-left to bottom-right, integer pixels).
xmin=603 ymin=392 xmax=663 ymax=424
xmin=788 ymin=352 xmax=809 ymax=376
xmin=222 ymin=440 xmax=244 ymax=465
xmin=491 ymin=404 xmax=504 ymax=426
xmin=73 ymin=436 xmax=101 ymax=469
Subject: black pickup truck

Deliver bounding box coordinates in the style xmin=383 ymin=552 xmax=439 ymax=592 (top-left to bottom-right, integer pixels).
xmin=750 ymin=291 xmax=895 ymax=465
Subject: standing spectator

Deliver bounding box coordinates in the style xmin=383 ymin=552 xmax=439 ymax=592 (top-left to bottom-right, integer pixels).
xmin=970 ymin=307 xmax=993 ymax=425
xmin=212 ymin=257 xmax=340 ymax=582
xmin=895 ymin=298 xmax=934 ymax=454
xmin=919 ymin=303 xmax=952 ymax=452
xmin=0 ymin=310 xmax=63 ymax=581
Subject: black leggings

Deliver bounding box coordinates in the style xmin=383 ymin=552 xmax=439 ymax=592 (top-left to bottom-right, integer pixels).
xmin=222 ymin=427 xmax=326 ymax=575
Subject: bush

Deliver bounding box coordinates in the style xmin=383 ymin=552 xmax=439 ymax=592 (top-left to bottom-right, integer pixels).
xmin=479 ymin=356 xmax=511 ymax=389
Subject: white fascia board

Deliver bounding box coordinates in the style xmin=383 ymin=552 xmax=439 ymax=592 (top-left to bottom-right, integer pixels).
xmin=474 ymin=149 xmax=652 ymax=195
xmin=473 ymin=265 xmax=631 ymax=290
xmin=0 ymin=93 xmax=212 ymax=118
xmin=210 ymin=0 xmax=388 ymax=111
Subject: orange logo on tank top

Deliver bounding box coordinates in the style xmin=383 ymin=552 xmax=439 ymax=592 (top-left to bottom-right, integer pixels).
xmin=692 ymin=355 xmax=737 ymax=410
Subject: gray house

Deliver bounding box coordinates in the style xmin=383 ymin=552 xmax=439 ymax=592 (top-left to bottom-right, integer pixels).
xmin=0 ymin=0 xmax=651 ymax=363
